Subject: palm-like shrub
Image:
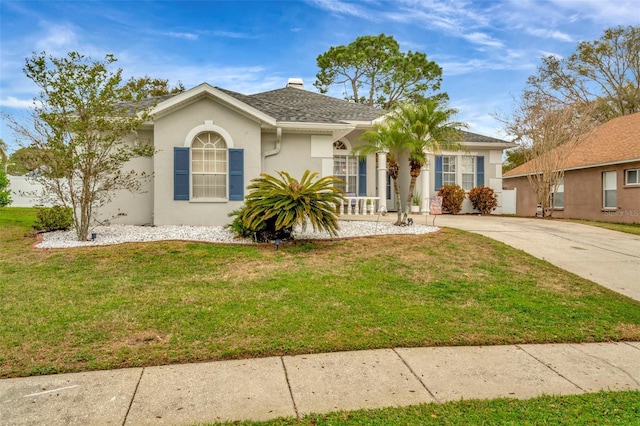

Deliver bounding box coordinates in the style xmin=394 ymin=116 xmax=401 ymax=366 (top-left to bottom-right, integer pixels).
xmin=229 ymin=170 xmax=345 ymax=242
xmin=468 ymin=186 xmax=498 ymax=215
xmin=437 ymin=184 xmax=465 ymax=214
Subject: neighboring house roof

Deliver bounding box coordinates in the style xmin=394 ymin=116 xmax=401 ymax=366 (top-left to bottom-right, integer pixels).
xmin=504 ymin=112 xmax=640 ymax=178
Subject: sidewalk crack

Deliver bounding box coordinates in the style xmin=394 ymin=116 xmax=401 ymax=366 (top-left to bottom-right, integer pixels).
xmin=571 ymin=343 xmax=640 ymax=388
xmin=280 ymin=357 xmax=300 ymax=418
xmin=516 ymin=345 xmax=586 ymax=392
xmin=122 ymin=368 xmax=144 ymax=426
xmin=393 ymin=348 xmax=440 ymax=403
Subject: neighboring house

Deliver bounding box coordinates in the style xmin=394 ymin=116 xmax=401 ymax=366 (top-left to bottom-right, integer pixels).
xmin=93 ymin=79 xmax=514 ymax=226
xmin=503 ymin=112 xmax=640 ymax=224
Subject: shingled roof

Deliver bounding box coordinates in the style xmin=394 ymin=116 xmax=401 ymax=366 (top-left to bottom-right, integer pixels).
xmin=218 ymin=86 xmax=386 ymax=124
xmin=504 ymin=112 xmax=640 ymax=177
xmin=458 ymin=130 xmax=513 ymax=145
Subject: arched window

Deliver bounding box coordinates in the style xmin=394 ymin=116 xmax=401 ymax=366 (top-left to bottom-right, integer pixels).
xmin=191 ymin=132 xmax=227 ymax=199
xmin=333 ymin=140 xmax=363 ymax=194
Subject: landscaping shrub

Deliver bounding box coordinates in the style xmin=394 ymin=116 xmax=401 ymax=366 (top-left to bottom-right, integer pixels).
xmin=0 ymin=170 xmax=11 ymax=207
xmin=228 ymin=170 xmax=344 ymax=242
xmin=437 ymin=184 xmax=465 ymax=214
xmin=468 ymin=186 xmax=499 ymax=215
xmin=33 ymin=206 xmax=73 ymax=232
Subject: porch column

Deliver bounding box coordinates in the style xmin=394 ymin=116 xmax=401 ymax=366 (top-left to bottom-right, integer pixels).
xmin=377 ymin=152 xmax=387 ymax=212
xmin=421 ymin=156 xmax=430 ymax=214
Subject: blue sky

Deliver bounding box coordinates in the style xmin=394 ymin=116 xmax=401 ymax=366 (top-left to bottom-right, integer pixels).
xmin=1 ymin=0 xmax=638 ymax=152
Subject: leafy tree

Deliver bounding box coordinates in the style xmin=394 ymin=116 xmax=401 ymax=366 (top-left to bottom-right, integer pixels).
xmin=315 ymin=34 xmax=445 ymax=109
xmin=118 ymin=75 xmax=185 ymax=101
xmin=391 ymin=100 xmax=466 ymax=223
xmin=502 ymin=147 xmax=529 ymax=174
xmin=230 ymin=170 xmax=344 ymax=242
xmin=527 ymin=25 xmax=640 ymax=122
xmin=6 ymin=51 xmax=154 ymax=241
xmin=0 ymin=169 xmax=11 ymax=207
xmin=6 ymin=146 xmax=51 ymax=176
xmin=355 ymin=121 xmax=411 ymax=225
xmin=0 ymin=139 xmax=7 ymax=167
xmin=502 ymin=92 xmax=597 ymax=217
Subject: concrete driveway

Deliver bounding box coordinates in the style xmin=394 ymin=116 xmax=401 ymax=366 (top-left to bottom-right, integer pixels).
xmin=428 ymin=215 xmax=640 ymax=302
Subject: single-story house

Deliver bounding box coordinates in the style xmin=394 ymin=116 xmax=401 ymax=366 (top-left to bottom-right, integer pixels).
xmin=91 ymin=79 xmax=514 ymax=226
xmin=503 ymin=112 xmax=640 ymax=224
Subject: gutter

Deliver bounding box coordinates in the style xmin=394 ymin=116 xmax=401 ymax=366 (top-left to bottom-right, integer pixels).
xmin=262 ymin=127 xmax=282 ymax=171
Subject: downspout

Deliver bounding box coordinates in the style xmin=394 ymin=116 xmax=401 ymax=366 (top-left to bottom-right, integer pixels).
xmin=262 ymin=127 xmax=282 ymax=172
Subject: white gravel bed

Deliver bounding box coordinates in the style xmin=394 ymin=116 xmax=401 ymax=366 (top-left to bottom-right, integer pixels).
xmin=36 ymin=220 xmax=439 ymax=249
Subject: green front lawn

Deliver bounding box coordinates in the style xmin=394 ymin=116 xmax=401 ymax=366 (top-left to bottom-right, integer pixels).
xmin=1 ymin=207 xmax=640 ymax=378
xmin=215 ymin=391 xmax=640 ymax=425
xmin=567 ymin=219 xmax=640 ymax=236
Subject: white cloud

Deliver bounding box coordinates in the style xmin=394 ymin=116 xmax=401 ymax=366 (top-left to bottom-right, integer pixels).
xmin=0 ymin=97 xmax=38 ymax=109
xmin=165 ymin=32 xmax=198 ymax=40
xmin=537 ymin=50 xmax=564 ymax=60
xmin=463 ymin=32 xmax=505 ymax=49
xmin=548 ymin=0 xmax=640 ymax=25
xmin=212 ymin=30 xmax=255 ymax=39
xmin=35 ymin=23 xmax=79 ymax=53
xmin=306 ymin=0 xmax=371 ymax=19
xmin=526 ymin=28 xmax=573 ymax=42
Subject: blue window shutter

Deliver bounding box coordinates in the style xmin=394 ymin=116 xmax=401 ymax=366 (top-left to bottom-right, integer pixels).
xmin=229 ymin=148 xmax=244 ymax=201
xmin=358 ymin=158 xmax=367 ymax=196
xmin=174 ymin=147 xmax=189 ymax=200
xmin=435 ymin=155 xmax=443 ymax=191
xmin=477 ymin=156 xmax=485 ymax=187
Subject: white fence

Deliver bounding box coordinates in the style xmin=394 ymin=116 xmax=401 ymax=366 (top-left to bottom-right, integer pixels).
xmin=500 ymin=188 xmax=516 ymax=215
xmin=7 ymin=176 xmax=52 ymax=207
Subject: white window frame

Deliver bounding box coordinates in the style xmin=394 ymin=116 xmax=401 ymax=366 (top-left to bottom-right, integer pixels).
xmin=333 ymin=140 xmax=358 ymax=194
xmin=625 ymin=168 xmax=640 ymax=185
xmin=442 ymin=155 xmax=456 ymax=186
xmin=551 ymin=177 xmax=564 ymax=209
xmin=191 ymin=132 xmax=228 ymax=201
xmin=461 ymin=156 xmax=475 ymax=191
xmin=603 ymin=171 xmax=617 ymax=209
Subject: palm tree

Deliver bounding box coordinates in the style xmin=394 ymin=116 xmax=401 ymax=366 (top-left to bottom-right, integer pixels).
xmin=231 ymin=170 xmax=345 ymax=242
xmin=392 ymin=100 xmax=467 ymax=223
xmin=355 ymin=120 xmax=411 ymax=225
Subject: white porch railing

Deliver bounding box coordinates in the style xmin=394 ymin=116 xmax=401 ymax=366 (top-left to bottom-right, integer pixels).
xmin=340 ymin=196 xmax=381 ymax=215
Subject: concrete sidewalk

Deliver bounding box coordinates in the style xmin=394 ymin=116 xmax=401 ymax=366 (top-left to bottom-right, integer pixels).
xmin=2 ymin=342 xmax=639 ymax=425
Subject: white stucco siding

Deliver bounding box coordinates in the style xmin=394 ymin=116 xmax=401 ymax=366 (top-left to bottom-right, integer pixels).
xmin=100 ymin=154 xmax=154 ymax=225
xmin=263 ymin=132 xmax=323 ymax=179
xmin=152 ymin=97 xmax=262 ymax=226
xmin=412 ymin=148 xmax=507 ymax=214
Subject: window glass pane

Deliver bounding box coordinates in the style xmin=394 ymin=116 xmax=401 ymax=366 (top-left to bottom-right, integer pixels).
xmin=443 ymin=173 xmax=456 ymax=186
xmin=603 ymin=171 xmax=616 ymax=190
xmin=334 ymin=156 xmax=345 ymax=173
xmin=333 ymin=154 xmax=357 ymax=193
xmin=462 ymin=175 xmax=474 ymax=191
xmin=627 ymin=169 xmax=639 ymax=184
xmin=603 ymin=171 xmax=616 ymax=208
xmin=191 ymin=132 xmax=227 ymax=199
xmin=347 ymin=176 xmax=356 ymax=191
xmin=553 ymin=192 xmax=564 ymax=208
xmin=443 ymin=156 xmax=456 ymax=186
xmin=461 ymin=156 xmax=475 ymax=191
xmin=461 ymin=156 xmax=474 ymax=173
xmin=604 ymin=190 xmax=617 ymax=208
